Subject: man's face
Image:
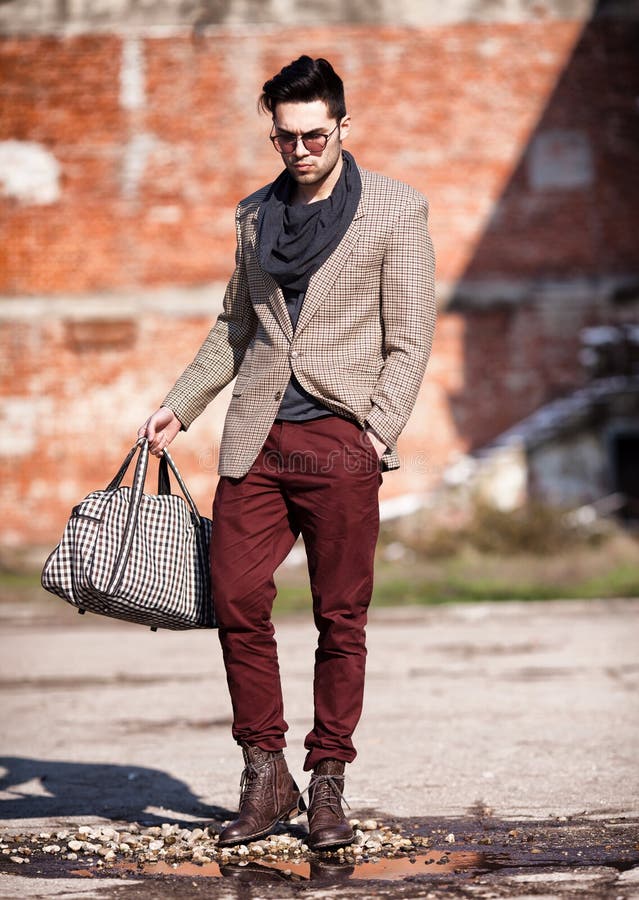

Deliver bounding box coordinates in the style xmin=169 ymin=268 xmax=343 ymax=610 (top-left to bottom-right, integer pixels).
xmin=271 ymin=99 xmax=350 ymax=190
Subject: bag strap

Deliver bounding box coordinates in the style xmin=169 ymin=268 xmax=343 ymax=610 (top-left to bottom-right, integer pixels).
xmin=158 ymin=455 xmax=171 ymax=496
xmin=159 ymin=448 xmax=211 ymax=607
xmin=105 ymin=438 xmax=143 ymax=492
xmin=161 ymin=447 xmax=204 ymax=522
xmin=106 ymin=438 xmax=180 ymax=497
xmin=106 ymin=438 xmax=208 ymax=596
xmin=106 ymin=438 xmax=150 ymax=593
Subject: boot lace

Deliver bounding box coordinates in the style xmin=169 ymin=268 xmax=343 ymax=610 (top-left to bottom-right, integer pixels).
xmin=302 ymin=774 xmax=351 ymax=814
xmin=239 ymin=761 xmax=267 ymax=804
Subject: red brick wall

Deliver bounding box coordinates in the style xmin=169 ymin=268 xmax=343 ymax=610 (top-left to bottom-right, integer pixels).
xmin=4 ymin=290 xmax=634 ymax=549
xmin=2 ymin=17 xmax=639 ymax=550
xmin=4 ymin=21 xmax=636 ymax=293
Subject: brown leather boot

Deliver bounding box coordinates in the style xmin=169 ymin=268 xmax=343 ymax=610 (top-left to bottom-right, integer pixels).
xmin=217 ymin=744 xmax=304 ymax=847
xmin=306 ymin=759 xmax=354 ymax=851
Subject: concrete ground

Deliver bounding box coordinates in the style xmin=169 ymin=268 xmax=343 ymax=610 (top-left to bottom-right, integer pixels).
xmin=1 ymin=592 xmax=638 ymax=897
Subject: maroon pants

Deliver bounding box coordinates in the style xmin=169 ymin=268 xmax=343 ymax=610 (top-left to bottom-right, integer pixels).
xmin=210 ymin=415 xmax=382 ymax=771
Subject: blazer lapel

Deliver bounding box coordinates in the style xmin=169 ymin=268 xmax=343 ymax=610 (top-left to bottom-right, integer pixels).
xmin=247 ymin=207 xmax=294 ymax=342
xmin=262 ymin=271 xmax=294 ymax=341
xmin=294 ymin=196 xmax=366 ymax=335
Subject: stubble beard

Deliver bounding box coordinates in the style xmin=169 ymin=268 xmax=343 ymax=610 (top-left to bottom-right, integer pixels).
xmin=285 ymin=145 xmax=342 ymax=188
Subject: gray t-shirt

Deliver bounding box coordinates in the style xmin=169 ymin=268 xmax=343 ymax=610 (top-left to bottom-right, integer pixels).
xmin=275 ymin=287 xmax=333 ymax=421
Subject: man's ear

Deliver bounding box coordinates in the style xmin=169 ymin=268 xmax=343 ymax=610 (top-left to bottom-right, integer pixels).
xmin=339 ymin=115 xmax=351 ymax=143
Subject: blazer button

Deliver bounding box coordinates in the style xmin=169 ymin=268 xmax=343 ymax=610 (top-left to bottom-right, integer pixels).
xmin=274 ymin=390 xmax=282 ymax=400
xmin=290 ymin=350 xmax=300 ymax=359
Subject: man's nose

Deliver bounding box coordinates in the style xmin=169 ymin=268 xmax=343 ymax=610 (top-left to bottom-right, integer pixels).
xmin=293 ymin=136 xmax=310 ymax=157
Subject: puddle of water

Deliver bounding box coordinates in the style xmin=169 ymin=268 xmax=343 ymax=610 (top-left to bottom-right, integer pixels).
xmin=111 ymin=850 xmax=484 ymax=883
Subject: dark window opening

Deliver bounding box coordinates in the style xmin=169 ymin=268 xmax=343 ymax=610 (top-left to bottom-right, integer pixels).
xmin=611 ymin=432 xmax=639 ymax=521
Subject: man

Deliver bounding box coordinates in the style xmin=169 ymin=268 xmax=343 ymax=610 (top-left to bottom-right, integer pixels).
xmin=139 ymin=55 xmax=436 ymax=851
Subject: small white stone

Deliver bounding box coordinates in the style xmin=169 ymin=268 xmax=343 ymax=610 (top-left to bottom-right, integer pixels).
xmin=10 ymin=856 xmax=27 ymax=864
xmin=42 ymin=844 xmax=61 ymax=854
xmin=361 ymin=818 xmax=378 ymax=831
xmin=66 ymin=852 xmax=78 ymax=860
xmin=237 ymin=845 xmax=249 ymax=856
xmin=148 ymin=840 xmax=164 ymax=851
xmin=445 ymin=833 xmax=455 ymax=843
xmin=67 ymin=840 xmax=83 ymax=852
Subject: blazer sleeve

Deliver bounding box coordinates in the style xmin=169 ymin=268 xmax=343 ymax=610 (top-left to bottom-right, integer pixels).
xmin=365 ymin=197 xmax=436 ymax=449
xmin=161 ymin=204 xmax=258 ymax=430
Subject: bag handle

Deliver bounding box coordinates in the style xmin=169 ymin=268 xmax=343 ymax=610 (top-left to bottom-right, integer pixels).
xmin=105 ymin=440 xmax=142 ymax=492
xmin=158 ymin=455 xmax=171 ymax=496
xmin=106 ymin=438 xmax=208 ymax=595
xmin=159 ymin=447 xmax=203 ymax=521
xmin=159 ymin=448 xmax=211 ymax=603
xmin=107 ymin=438 xmax=151 ymax=593
xmin=106 ymin=437 xmax=170 ymax=497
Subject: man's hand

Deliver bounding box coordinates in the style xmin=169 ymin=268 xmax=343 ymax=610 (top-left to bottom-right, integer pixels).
xmin=365 ymin=427 xmax=387 ymax=460
xmin=138 ymin=407 xmax=182 ymax=458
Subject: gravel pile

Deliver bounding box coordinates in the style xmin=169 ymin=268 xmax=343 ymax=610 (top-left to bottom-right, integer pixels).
xmin=1 ymin=818 xmax=433 ymax=870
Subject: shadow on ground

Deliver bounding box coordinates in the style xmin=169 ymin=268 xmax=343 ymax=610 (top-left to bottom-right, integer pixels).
xmin=0 ymin=757 xmax=233 ymax=826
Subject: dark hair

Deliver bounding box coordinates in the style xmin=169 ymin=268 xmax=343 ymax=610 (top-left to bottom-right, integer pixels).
xmin=259 ymin=55 xmax=346 ymax=121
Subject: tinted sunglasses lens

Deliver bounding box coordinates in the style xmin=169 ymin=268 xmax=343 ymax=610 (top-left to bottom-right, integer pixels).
xmin=272 ymin=137 xmax=293 ymax=153
xmin=302 ymin=137 xmax=326 ymax=152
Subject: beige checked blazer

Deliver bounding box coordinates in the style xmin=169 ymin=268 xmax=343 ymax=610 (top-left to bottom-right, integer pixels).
xmin=162 ymin=165 xmax=436 ymax=477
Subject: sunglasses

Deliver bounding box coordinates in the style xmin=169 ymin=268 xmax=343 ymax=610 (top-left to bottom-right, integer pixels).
xmin=269 ymin=123 xmax=340 ymax=155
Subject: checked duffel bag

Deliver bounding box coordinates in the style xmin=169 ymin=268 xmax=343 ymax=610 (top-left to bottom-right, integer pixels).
xmin=41 ymin=437 xmax=216 ymax=630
